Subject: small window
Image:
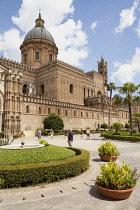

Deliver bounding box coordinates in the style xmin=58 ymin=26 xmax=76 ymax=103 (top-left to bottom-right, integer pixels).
xmin=70 ymin=84 xmax=73 ymax=93
xmin=49 ymin=54 xmax=52 ymax=62
xmin=65 ymin=110 xmax=67 ymax=116
xmin=81 ymin=112 xmax=83 ymax=117
xmin=48 ymin=108 xmax=50 ymax=114
xmin=74 ymin=111 xmax=76 ymax=117
xmin=39 ymin=107 xmax=41 ymax=114
xmin=26 ymin=105 xmax=29 ymax=113
xmin=24 ymin=54 xmax=27 ymax=62
xmin=35 ymin=52 xmax=40 ymax=60
xmin=40 ymin=85 xmax=44 ymax=94
xmin=84 ymin=88 xmax=85 ymax=98
xmin=58 ymin=109 xmax=60 ymax=115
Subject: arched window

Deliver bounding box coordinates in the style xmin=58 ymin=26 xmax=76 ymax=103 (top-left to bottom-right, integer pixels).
xmin=97 ymin=91 xmax=102 ymax=96
xmin=81 ymin=112 xmax=83 ymax=117
xmin=74 ymin=111 xmax=76 ymax=117
xmin=84 ymin=88 xmax=86 ymax=98
xmin=70 ymin=84 xmax=73 ymax=93
xmin=91 ymin=90 xmax=93 ymax=97
xmin=26 ymin=105 xmax=29 ymax=113
xmin=58 ymin=109 xmax=60 ymax=115
xmin=65 ymin=110 xmax=67 ymax=116
xmin=23 ymin=84 xmax=27 ymax=94
xmin=48 ymin=108 xmax=50 ymax=114
xmin=40 ymin=85 xmax=44 ymax=94
xmin=39 ymin=107 xmax=41 ymax=114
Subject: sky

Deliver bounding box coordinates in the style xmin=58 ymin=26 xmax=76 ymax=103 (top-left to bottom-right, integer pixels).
xmin=0 ymin=0 xmax=140 ymax=87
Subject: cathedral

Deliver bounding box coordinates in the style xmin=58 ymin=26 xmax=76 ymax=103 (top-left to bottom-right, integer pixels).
xmin=0 ymin=14 xmax=129 ymax=136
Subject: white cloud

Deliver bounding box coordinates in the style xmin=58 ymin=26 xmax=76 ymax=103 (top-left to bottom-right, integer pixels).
xmin=0 ymin=28 xmax=24 ymax=61
xmin=111 ymin=48 xmax=140 ymax=84
xmin=136 ymin=19 xmax=140 ymax=38
xmin=0 ymin=0 xmax=88 ymax=67
xmin=91 ymin=21 xmax=98 ymax=34
xmin=115 ymin=0 xmax=139 ymax=33
xmin=50 ymin=19 xmax=88 ymax=66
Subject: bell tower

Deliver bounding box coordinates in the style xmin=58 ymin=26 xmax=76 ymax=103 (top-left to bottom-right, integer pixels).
xmin=98 ymin=56 xmax=108 ymax=85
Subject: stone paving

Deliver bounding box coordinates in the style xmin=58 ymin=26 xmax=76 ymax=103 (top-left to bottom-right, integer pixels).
xmin=0 ymin=134 xmax=140 ymax=210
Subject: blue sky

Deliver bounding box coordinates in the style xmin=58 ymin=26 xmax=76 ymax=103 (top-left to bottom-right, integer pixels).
xmin=0 ymin=0 xmax=140 ymax=87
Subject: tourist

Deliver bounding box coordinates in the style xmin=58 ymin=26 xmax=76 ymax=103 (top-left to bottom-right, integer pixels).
xmin=50 ymin=129 xmax=54 ymax=139
xmin=38 ymin=130 xmax=41 ymax=140
xmin=91 ymin=130 xmax=95 ymax=140
xmin=80 ymin=129 xmax=84 ymax=139
xmin=67 ymin=129 xmax=73 ymax=147
xmin=86 ymin=129 xmax=90 ymax=140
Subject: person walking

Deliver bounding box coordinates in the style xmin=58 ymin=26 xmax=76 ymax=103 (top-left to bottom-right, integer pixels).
xmin=67 ymin=129 xmax=73 ymax=147
xmin=80 ymin=129 xmax=84 ymax=139
xmin=50 ymin=129 xmax=54 ymax=139
xmin=91 ymin=130 xmax=95 ymax=140
xmin=86 ymin=129 xmax=90 ymax=140
xmin=37 ymin=130 xmax=42 ymax=140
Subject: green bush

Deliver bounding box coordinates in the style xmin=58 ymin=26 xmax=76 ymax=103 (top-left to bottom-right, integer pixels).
xmin=101 ymin=133 xmax=140 ymax=142
xmin=39 ymin=139 xmax=49 ymax=146
xmin=96 ymin=161 xmax=140 ymax=190
xmin=98 ymin=141 xmax=120 ymax=157
xmin=13 ymin=134 xmax=22 ymax=138
xmin=0 ymin=148 xmax=90 ymax=188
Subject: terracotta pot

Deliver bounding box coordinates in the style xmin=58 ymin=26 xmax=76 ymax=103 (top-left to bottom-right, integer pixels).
xmin=99 ymin=155 xmax=118 ymax=162
xmin=95 ymin=184 xmax=134 ymax=200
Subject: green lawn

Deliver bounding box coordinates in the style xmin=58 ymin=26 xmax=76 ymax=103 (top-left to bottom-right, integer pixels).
xmin=0 ymin=144 xmax=76 ymax=165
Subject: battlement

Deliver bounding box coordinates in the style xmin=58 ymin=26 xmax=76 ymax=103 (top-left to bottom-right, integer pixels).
xmin=0 ymin=57 xmax=35 ymax=72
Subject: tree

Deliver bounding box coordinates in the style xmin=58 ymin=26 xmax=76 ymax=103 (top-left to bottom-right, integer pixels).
xmin=114 ymin=82 xmax=140 ymax=136
xmin=125 ymin=123 xmax=130 ymax=130
xmin=106 ymin=82 xmax=116 ymax=126
xmin=113 ymin=123 xmax=124 ymax=133
xmin=132 ymin=112 xmax=140 ymax=132
xmin=101 ymin=123 xmax=109 ymax=130
xmin=43 ymin=113 xmax=64 ymax=131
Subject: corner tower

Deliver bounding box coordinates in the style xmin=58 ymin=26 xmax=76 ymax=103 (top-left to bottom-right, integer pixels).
xmin=98 ymin=56 xmax=108 ymax=85
xmin=20 ymin=13 xmax=58 ymax=68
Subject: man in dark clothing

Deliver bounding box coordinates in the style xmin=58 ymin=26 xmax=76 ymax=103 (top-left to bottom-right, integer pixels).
xmin=68 ymin=129 xmax=73 ymax=147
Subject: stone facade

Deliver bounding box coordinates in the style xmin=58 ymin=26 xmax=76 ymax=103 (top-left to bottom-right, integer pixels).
xmin=0 ymin=14 xmax=129 ymax=136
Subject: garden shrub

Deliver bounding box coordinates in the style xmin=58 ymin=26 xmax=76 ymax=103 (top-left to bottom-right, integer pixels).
xmin=0 ymin=148 xmax=90 ymax=188
xmin=101 ymin=133 xmax=140 ymax=142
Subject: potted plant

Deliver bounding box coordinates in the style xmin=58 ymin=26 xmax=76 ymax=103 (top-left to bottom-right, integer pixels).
xmin=98 ymin=141 xmax=120 ymax=161
xmin=95 ymin=161 xmax=140 ymax=200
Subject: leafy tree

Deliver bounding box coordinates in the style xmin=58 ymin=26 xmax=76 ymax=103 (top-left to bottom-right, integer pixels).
xmin=106 ymin=82 xmax=116 ymax=126
xmin=125 ymin=123 xmax=130 ymax=130
xmin=113 ymin=123 xmax=124 ymax=133
xmin=114 ymin=82 xmax=140 ymax=136
xmin=101 ymin=123 xmax=109 ymax=130
xmin=132 ymin=112 xmax=140 ymax=132
xmin=43 ymin=113 xmax=64 ymax=131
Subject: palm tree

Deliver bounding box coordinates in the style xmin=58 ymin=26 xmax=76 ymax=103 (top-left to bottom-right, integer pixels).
xmin=115 ymin=82 xmax=140 ymax=136
xmin=132 ymin=112 xmax=140 ymax=132
xmin=106 ymin=82 xmax=116 ymax=126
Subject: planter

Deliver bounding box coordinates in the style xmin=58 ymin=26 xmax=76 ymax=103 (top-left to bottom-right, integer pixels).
xmin=95 ymin=184 xmax=134 ymax=200
xmin=99 ymin=155 xmax=118 ymax=162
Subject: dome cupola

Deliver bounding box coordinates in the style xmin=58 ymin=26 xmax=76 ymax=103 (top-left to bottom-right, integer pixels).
xmin=20 ymin=14 xmax=58 ymax=68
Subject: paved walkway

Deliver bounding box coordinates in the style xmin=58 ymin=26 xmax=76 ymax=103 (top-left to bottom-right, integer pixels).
xmin=0 ymin=134 xmax=140 ymax=210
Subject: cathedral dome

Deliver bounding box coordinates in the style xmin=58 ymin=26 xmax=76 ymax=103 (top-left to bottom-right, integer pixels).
xmin=24 ymin=27 xmax=55 ymax=43
xmin=24 ymin=13 xmax=55 ymax=43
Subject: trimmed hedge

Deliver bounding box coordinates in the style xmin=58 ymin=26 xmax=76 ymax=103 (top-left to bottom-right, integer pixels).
xmin=101 ymin=133 xmax=140 ymax=142
xmin=0 ymin=148 xmax=90 ymax=188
